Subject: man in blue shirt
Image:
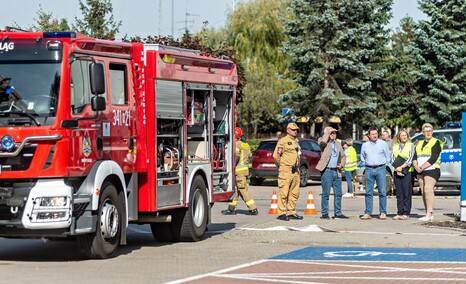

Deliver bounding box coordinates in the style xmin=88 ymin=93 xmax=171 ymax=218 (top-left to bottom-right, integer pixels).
xmin=360 ymin=127 xmax=391 ymax=220
xmin=316 ymin=126 xmax=347 ymax=219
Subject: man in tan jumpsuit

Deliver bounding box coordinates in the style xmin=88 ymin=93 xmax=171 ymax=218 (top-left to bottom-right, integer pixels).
xmin=273 ymin=122 xmax=303 ymax=221
xmin=222 ymin=127 xmax=258 ymax=215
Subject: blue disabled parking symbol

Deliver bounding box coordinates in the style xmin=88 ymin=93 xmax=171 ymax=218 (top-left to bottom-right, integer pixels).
xmin=272 ymin=246 xmax=466 ymax=262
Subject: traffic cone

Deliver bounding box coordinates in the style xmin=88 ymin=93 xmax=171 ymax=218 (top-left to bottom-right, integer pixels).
xmin=304 ymin=190 xmax=317 ymax=215
xmin=268 ymin=190 xmax=278 ymax=214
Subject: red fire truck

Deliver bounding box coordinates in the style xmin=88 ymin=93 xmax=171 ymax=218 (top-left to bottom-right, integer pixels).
xmin=0 ymin=27 xmax=237 ymax=258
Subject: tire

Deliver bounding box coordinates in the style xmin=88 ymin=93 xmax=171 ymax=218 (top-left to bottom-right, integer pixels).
xmin=299 ymin=165 xmax=309 ymax=187
xmin=249 ymin=177 xmax=264 ymax=186
xmin=171 ymin=175 xmax=208 ymax=242
xmin=77 ymin=182 xmax=122 ymax=259
xmin=150 ymin=222 xmax=176 ymax=242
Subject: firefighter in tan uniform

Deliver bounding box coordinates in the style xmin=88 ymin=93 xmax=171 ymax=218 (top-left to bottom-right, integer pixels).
xmin=221 ymin=127 xmax=258 ymax=215
xmin=273 ymin=122 xmax=303 ymax=221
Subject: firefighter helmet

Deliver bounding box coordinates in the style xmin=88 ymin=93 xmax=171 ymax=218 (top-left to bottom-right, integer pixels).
xmin=235 ymin=127 xmax=243 ymax=139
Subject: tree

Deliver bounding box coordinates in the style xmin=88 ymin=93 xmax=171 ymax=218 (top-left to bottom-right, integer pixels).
xmin=222 ymin=0 xmax=297 ymax=136
xmin=29 ymin=6 xmax=70 ymax=31
xmin=410 ymin=0 xmax=466 ymax=127
xmin=73 ymin=0 xmax=121 ymax=39
xmin=375 ymin=17 xmax=419 ymax=131
xmin=281 ymin=0 xmax=393 ymax=132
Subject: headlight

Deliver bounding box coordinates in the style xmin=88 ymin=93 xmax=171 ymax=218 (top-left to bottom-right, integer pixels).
xmin=1 ymin=134 xmax=15 ymax=151
xmin=39 ymin=197 xmax=68 ymax=207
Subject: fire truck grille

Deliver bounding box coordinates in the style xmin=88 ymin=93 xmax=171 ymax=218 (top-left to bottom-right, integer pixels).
xmin=0 ymin=145 xmax=37 ymax=171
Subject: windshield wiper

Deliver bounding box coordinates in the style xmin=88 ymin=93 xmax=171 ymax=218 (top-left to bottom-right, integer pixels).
xmin=0 ymin=110 xmax=41 ymax=126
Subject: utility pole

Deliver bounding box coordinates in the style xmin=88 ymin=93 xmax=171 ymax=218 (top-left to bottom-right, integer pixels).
xmin=158 ymin=0 xmax=163 ymax=36
xmin=172 ymin=0 xmax=175 ymax=37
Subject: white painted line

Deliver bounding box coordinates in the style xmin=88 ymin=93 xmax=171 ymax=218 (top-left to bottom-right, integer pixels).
xmin=165 ymin=259 xmax=269 ymax=284
xmin=170 ymin=258 xmax=466 ymax=283
xmin=338 ymin=230 xmax=464 ymax=237
xmin=236 ymin=225 xmax=323 ymax=232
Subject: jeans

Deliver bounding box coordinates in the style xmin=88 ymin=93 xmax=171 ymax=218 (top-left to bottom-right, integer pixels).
xmin=364 ymin=166 xmax=387 ymax=215
xmin=343 ymin=170 xmax=356 ymax=194
xmin=320 ymin=169 xmax=342 ymax=216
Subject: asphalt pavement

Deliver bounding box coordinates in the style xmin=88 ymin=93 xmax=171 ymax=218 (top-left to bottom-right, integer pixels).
xmin=215 ymin=179 xmax=465 ymax=250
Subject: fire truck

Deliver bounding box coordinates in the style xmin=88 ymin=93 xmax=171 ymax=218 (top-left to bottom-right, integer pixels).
xmin=0 ymin=27 xmax=237 ymax=258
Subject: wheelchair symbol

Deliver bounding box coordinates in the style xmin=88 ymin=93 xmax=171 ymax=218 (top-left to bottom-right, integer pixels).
xmin=324 ymin=251 xmax=416 ymax=258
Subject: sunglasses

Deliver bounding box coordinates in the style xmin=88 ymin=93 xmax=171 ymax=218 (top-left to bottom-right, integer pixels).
xmin=330 ymin=131 xmax=337 ymax=134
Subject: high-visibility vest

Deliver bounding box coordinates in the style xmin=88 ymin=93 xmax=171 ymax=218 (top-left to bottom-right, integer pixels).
xmin=344 ymin=146 xmax=357 ymax=171
xmin=235 ymin=140 xmax=251 ymax=173
xmin=415 ymin=138 xmax=443 ymax=170
xmin=393 ymin=142 xmax=414 ymax=172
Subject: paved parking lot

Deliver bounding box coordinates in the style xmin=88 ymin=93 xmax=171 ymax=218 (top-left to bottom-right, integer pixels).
xmin=174 ymin=247 xmax=466 ymax=283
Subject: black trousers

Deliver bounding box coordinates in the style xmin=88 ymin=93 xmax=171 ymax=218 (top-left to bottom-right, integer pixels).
xmin=393 ymin=171 xmax=413 ymax=215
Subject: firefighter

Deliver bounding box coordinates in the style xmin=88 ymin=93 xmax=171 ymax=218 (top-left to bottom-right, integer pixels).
xmin=221 ymin=127 xmax=258 ymax=215
xmin=273 ymin=122 xmax=303 ymax=221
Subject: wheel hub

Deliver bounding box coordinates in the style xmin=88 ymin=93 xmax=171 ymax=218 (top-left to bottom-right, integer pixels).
xmin=100 ymin=201 xmax=119 ymax=239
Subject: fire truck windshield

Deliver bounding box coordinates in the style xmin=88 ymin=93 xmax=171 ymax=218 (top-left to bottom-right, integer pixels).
xmin=0 ymin=39 xmax=62 ymax=126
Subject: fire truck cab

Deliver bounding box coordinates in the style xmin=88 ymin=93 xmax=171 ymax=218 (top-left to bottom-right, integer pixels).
xmin=0 ymin=28 xmax=237 ymax=258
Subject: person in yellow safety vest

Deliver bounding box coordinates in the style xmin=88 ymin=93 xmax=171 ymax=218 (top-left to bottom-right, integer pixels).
xmin=391 ymin=129 xmax=415 ymax=220
xmin=221 ymin=127 xmax=258 ymax=215
xmin=343 ymin=138 xmax=358 ymax=198
xmin=412 ymin=123 xmax=443 ymax=222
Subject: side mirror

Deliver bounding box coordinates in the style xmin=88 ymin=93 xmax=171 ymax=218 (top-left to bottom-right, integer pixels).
xmin=91 ymin=96 xmax=106 ymax=111
xmin=89 ymin=63 xmax=105 ymax=95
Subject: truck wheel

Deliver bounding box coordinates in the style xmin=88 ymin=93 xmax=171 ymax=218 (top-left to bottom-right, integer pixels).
xmin=150 ymin=222 xmax=176 ymax=242
xmin=172 ymin=175 xmax=208 ymax=242
xmin=299 ymin=165 xmax=309 ymax=187
xmin=249 ymin=177 xmax=264 ymax=186
xmin=77 ymin=182 xmax=122 ymax=259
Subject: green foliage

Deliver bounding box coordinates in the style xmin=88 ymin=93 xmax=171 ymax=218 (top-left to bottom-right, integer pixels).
xmin=28 ymin=5 xmax=71 ymax=32
xmin=410 ymin=0 xmax=466 ymax=127
xmin=378 ymin=17 xmax=418 ymax=129
xmin=73 ymin=0 xmax=122 ymax=39
xmin=282 ymin=0 xmax=393 ymax=129
xmin=220 ymin=0 xmax=297 ymax=136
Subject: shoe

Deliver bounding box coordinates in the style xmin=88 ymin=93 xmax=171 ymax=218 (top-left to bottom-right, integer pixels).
xmin=342 ymin=193 xmax=353 ymax=198
xmin=400 ymin=215 xmax=409 ymax=220
xmin=221 ymin=209 xmax=236 ymax=215
xmin=246 ymin=209 xmax=259 ymax=215
xmin=332 ymin=214 xmax=349 ymax=219
xmin=419 ymin=215 xmax=434 ymax=222
xmin=360 ymin=214 xmax=372 ymax=220
xmin=379 ymin=213 xmax=387 ymax=220
xmin=288 ymin=214 xmax=303 ymax=220
xmin=277 ymin=214 xmax=290 ymax=221
xmin=320 ymin=214 xmax=330 ymax=219
xmin=392 ymin=215 xmax=402 ymax=220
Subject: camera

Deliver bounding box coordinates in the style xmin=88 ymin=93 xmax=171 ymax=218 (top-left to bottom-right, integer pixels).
xmin=291 ymin=165 xmax=297 ymax=174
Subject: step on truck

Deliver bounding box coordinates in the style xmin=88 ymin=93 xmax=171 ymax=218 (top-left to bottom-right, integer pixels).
xmin=0 ymin=27 xmax=237 ymax=258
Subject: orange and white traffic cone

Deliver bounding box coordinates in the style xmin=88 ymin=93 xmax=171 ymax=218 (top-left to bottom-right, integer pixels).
xmin=304 ymin=190 xmax=317 ymax=215
xmin=268 ymin=190 xmax=278 ymax=214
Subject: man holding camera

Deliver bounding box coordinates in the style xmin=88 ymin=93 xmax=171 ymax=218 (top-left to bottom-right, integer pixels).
xmin=316 ymin=126 xmax=347 ymax=219
xmin=273 ymin=122 xmax=303 ymax=221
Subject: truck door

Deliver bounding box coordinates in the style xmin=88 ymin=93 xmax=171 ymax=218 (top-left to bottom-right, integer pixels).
xmin=69 ymin=59 xmax=106 ymax=175
xmin=108 ymin=62 xmax=135 ymax=173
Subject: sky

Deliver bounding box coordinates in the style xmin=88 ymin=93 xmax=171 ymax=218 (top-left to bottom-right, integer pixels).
xmin=3 ymin=0 xmax=428 ymax=39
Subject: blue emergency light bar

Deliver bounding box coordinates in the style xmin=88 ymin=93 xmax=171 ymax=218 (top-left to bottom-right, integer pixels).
xmin=446 ymin=122 xmax=461 ymax=128
xmin=43 ymin=32 xmax=76 ymax=39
